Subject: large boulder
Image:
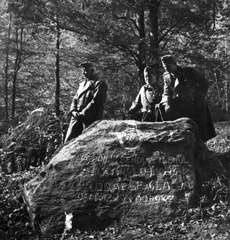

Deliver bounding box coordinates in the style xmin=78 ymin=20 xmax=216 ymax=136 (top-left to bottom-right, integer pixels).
xmin=22 ymin=118 xmax=223 ymax=236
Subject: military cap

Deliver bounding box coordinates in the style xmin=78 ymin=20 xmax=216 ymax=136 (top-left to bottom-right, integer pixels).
xmin=144 ymin=66 xmax=156 ymax=75
xmin=80 ymin=62 xmax=95 ymax=69
xmin=161 ymin=55 xmax=177 ymax=65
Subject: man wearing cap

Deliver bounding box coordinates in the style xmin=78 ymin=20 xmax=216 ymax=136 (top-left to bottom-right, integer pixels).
xmin=157 ymin=54 xmax=216 ymax=142
xmin=64 ymin=62 xmax=107 ymax=143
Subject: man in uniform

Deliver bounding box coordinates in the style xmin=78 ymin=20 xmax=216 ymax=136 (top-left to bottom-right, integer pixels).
xmin=157 ymin=54 xmax=216 ymax=142
xmin=64 ymin=62 xmax=107 ymax=143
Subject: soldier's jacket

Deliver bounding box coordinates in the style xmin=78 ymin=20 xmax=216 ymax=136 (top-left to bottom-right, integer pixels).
xmin=161 ymin=66 xmax=209 ymax=105
xmin=160 ymin=66 xmax=216 ymax=141
xmin=69 ymin=79 xmax=107 ymax=126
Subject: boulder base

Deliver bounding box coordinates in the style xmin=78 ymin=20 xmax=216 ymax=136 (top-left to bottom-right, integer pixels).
xmin=22 ymin=118 xmax=222 ymax=236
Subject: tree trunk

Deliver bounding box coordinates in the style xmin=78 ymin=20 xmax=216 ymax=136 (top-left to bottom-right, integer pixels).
xmin=137 ymin=8 xmax=147 ymax=85
xmin=225 ymin=77 xmax=228 ymax=115
xmin=55 ymin=23 xmax=61 ymax=117
xmin=4 ymin=11 xmax=12 ymax=121
xmin=148 ymin=0 xmax=160 ymax=79
xmin=12 ymin=27 xmax=23 ymax=125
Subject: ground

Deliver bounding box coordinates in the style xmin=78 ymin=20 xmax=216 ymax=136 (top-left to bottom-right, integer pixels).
xmin=0 ymin=121 xmax=230 ymax=240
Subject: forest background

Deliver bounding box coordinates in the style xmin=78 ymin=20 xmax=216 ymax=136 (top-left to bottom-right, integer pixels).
xmin=1 ymin=0 xmax=230 ymax=131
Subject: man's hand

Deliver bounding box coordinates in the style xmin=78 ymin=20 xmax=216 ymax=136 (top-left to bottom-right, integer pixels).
xmin=72 ymin=111 xmax=85 ymax=122
xmin=72 ymin=111 xmax=79 ymax=119
xmin=164 ymin=103 xmax=171 ymax=113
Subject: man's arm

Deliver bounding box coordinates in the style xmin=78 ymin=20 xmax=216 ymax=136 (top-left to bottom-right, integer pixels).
xmin=68 ymin=93 xmax=79 ymax=118
xmin=160 ymin=73 xmax=172 ymax=105
xmin=80 ymin=81 xmax=107 ymax=119
xmin=128 ymin=88 xmax=142 ymax=114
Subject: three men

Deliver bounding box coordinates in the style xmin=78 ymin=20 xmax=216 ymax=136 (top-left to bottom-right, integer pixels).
xmin=64 ymin=63 xmax=107 ymax=143
xmin=66 ymin=56 xmax=216 ymax=144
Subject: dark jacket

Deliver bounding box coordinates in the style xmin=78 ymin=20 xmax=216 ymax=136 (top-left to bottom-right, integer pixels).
xmin=69 ymin=79 xmax=107 ymax=126
xmin=129 ymin=83 xmax=162 ymax=122
xmin=160 ymin=66 xmax=216 ymax=141
xmin=64 ymin=79 xmax=107 ymax=143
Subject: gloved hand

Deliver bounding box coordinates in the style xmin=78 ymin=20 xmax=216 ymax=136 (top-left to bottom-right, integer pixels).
xmin=72 ymin=111 xmax=85 ymax=122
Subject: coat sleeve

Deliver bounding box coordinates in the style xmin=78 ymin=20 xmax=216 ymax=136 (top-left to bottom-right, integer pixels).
xmin=161 ymin=73 xmax=172 ymax=104
xmin=128 ymin=87 xmax=143 ymax=114
xmin=192 ymin=68 xmax=209 ymax=95
xmin=68 ymin=93 xmax=79 ymax=116
xmin=81 ymin=80 xmax=107 ymax=118
xmin=68 ymin=81 xmax=86 ymax=116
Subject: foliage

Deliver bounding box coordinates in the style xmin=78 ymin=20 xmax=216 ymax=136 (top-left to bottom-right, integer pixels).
xmin=0 ymin=108 xmax=66 ymax=173
xmin=0 ymin=167 xmax=42 ymax=240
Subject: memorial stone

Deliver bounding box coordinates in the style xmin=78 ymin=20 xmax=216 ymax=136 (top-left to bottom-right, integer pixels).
xmin=22 ymin=118 xmax=222 ymax=236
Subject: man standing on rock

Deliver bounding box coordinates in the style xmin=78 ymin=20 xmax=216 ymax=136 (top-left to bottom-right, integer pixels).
xmin=157 ymin=54 xmax=216 ymax=142
xmin=64 ymin=62 xmax=107 ymax=143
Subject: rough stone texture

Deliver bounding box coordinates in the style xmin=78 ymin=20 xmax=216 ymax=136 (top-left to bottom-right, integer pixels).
xmin=22 ymin=118 xmax=223 ymax=236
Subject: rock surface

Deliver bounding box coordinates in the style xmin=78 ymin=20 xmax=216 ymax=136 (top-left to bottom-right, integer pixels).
xmin=22 ymin=118 xmax=223 ymax=236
